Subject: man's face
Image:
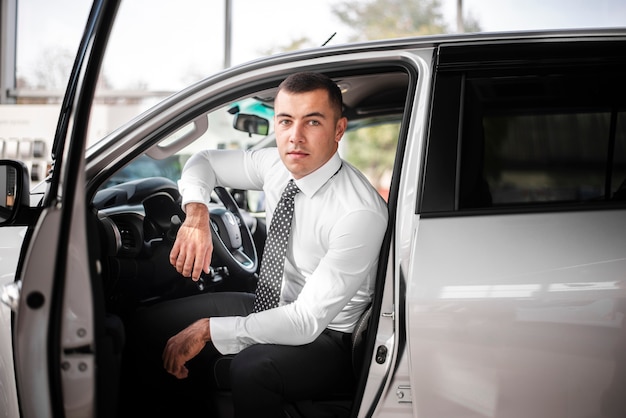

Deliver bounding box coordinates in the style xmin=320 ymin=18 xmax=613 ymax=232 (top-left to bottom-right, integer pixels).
xmin=274 ymin=89 xmax=347 ymax=179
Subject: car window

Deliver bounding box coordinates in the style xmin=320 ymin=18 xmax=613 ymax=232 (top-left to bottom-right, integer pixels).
xmin=459 ymin=69 xmax=626 ymax=209
xmin=421 ymin=44 xmax=626 ymax=215
xmin=97 ymin=97 xmax=275 ymax=189
xmin=342 ymin=119 xmax=400 ymax=202
xmin=99 ymin=98 xmax=401 ymax=208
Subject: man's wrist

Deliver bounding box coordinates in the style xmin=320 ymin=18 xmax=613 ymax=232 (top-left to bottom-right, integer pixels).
xmin=183 ymin=203 xmax=210 ymax=228
xmin=185 ymin=202 xmax=209 ymax=217
xmin=203 ymin=318 xmax=212 ymax=342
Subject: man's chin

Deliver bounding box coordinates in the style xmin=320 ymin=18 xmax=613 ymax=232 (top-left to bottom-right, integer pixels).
xmin=283 ymin=162 xmax=310 ymax=179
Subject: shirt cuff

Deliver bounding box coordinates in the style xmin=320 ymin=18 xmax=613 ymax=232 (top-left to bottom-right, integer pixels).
xmin=210 ymin=316 xmax=245 ymax=355
xmin=178 ymin=182 xmax=213 ymax=211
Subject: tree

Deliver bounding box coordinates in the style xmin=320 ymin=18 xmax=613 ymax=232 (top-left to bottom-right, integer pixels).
xmin=24 ymin=46 xmax=143 ymax=104
xmin=332 ymin=0 xmax=449 ymax=41
xmin=344 ymin=122 xmax=399 ymax=199
xmin=261 ymin=0 xmax=482 ymax=55
xmin=259 ymin=36 xmax=317 ymax=57
xmin=32 ymin=47 xmax=75 ymax=91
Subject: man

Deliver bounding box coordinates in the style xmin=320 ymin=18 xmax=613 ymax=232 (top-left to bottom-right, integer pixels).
xmin=138 ymin=72 xmax=387 ymax=417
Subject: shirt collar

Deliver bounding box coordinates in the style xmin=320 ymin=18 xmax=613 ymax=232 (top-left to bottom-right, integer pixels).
xmin=292 ymin=152 xmax=342 ymax=198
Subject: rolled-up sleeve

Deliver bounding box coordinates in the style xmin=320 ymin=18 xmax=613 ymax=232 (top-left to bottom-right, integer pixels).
xmin=178 ymin=149 xmax=272 ymax=211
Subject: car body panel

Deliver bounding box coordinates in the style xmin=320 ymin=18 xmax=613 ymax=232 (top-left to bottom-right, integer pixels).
xmin=15 ymin=207 xmax=63 ymax=418
xmin=361 ymin=46 xmax=435 ymax=418
xmin=9 ymin=1 xmax=119 ymax=417
xmin=0 ymin=226 xmax=26 ymax=418
xmin=407 ymin=210 xmax=626 ymax=417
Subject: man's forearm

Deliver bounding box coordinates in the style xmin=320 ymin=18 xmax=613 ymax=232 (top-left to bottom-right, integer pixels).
xmin=169 ymin=202 xmax=213 ymax=280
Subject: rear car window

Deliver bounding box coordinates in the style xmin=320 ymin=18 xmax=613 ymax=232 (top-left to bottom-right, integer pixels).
xmin=459 ymin=66 xmax=626 ymax=209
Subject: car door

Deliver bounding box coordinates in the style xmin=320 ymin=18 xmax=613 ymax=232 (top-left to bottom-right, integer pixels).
xmin=82 ymin=53 xmax=427 ymax=418
xmin=8 ymin=1 xmax=120 ymax=417
xmin=408 ymin=37 xmax=626 ymax=418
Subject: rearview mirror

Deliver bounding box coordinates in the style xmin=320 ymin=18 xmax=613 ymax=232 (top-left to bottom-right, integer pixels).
xmin=0 ymin=160 xmax=30 ymax=224
xmin=233 ymin=114 xmax=270 ymax=137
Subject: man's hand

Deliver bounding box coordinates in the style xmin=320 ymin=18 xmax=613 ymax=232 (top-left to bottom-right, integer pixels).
xmin=169 ymin=202 xmax=213 ymax=281
xmin=163 ymin=318 xmax=211 ymax=379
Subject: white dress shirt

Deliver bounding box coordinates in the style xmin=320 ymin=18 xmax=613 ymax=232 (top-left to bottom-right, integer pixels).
xmin=178 ymin=148 xmax=388 ymax=354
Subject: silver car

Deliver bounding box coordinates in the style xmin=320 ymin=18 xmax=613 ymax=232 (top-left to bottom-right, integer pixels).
xmin=1 ymin=1 xmax=625 ymax=417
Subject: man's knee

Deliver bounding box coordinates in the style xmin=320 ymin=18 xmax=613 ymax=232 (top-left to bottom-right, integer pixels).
xmin=230 ymin=345 xmax=287 ymax=417
xmin=230 ymin=345 xmax=282 ymax=392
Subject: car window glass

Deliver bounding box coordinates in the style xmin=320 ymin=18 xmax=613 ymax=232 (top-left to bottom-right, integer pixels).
xmin=342 ymin=120 xmax=400 ymax=202
xmin=98 ymin=98 xmax=275 ymax=190
xmin=459 ymin=68 xmax=626 ymax=209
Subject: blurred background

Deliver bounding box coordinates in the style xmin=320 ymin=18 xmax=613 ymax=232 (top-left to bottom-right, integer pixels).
xmin=1 ymin=0 xmax=625 ymax=182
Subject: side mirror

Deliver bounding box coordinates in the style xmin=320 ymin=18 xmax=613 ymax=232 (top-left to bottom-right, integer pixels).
xmin=233 ymin=114 xmax=270 ymax=137
xmin=0 ymin=160 xmax=30 ymax=224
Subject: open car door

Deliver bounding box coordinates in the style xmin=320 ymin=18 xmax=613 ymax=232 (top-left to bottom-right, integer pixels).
xmin=11 ymin=1 xmax=119 ymax=416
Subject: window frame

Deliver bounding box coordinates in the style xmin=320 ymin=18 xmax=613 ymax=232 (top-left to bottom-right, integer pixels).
xmin=420 ymin=40 xmax=626 ymax=217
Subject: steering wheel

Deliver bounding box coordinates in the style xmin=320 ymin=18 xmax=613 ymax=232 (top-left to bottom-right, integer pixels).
xmin=138 ymin=179 xmax=258 ymax=279
xmin=207 ymin=186 xmax=258 ymax=277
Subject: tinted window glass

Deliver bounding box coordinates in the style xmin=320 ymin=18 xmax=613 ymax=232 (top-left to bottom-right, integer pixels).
xmin=459 ymin=69 xmax=626 ymax=209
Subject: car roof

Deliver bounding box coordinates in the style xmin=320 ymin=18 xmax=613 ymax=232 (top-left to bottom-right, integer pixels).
xmin=232 ymin=27 xmax=626 ymax=69
xmin=85 ymin=27 xmax=626 ymax=182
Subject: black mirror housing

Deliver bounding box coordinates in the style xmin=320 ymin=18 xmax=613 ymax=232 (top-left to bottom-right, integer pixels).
xmin=0 ymin=160 xmax=31 ymax=224
xmin=233 ymin=113 xmax=270 ymax=136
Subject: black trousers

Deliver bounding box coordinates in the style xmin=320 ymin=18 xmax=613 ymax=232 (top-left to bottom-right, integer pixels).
xmin=119 ymin=292 xmax=354 ymax=418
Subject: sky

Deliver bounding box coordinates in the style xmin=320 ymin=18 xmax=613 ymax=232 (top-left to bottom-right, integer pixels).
xmin=15 ymin=0 xmax=626 ymax=92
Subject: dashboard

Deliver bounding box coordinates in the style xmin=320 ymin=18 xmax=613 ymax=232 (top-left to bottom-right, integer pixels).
xmin=92 ymin=177 xmax=260 ymax=316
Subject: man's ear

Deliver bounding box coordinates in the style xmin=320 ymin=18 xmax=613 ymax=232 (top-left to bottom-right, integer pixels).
xmin=335 ymin=117 xmax=348 ymax=142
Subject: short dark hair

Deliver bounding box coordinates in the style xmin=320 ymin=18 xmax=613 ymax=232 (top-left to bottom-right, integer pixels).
xmin=277 ymin=72 xmax=344 ymax=118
